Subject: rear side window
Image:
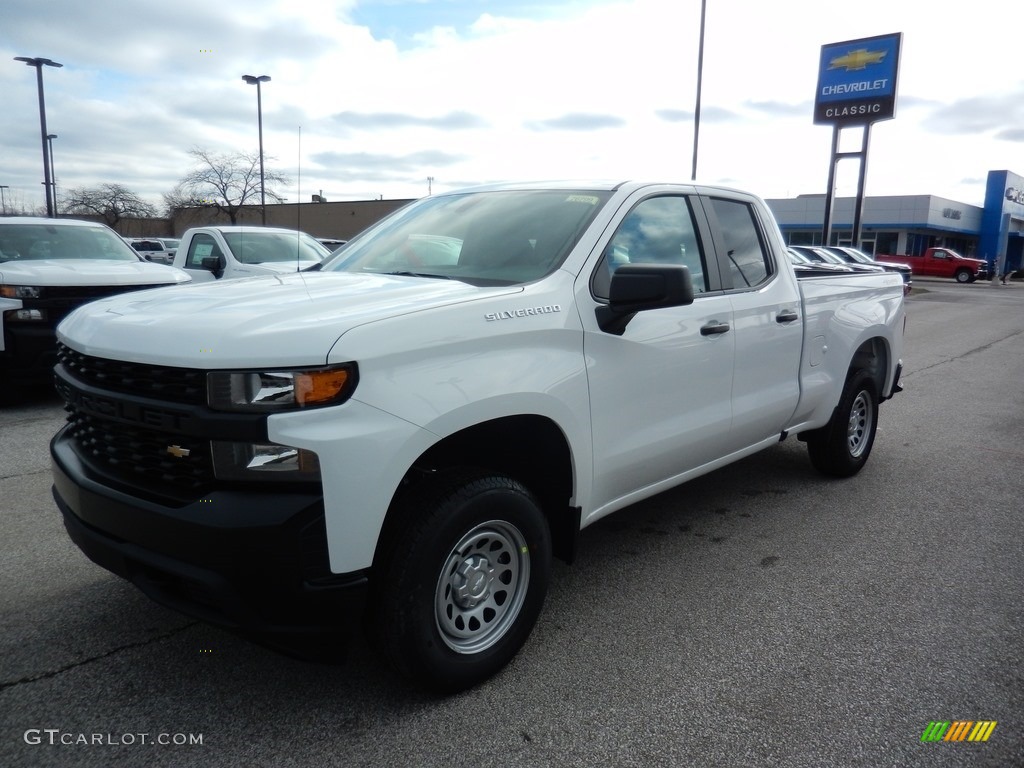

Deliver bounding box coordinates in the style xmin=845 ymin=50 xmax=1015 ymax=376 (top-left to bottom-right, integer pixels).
xmin=707 ymin=198 xmax=772 ymax=289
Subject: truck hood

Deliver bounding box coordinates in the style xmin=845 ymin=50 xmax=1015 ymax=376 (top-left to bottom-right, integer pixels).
xmin=0 ymin=259 xmax=190 ymax=286
xmin=57 ymin=272 xmax=522 ymax=367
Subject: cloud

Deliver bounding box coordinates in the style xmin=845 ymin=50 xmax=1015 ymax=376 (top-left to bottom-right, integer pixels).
xmin=655 ymin=109 xmax=693 ymax=123
xmin=331 ymin=110 xmax=488 ymax=130
xmin=746 ymin=100 xmax=811 ymax=118
xmin=524 ymin=113 xmax=626 ymax=131
xmin=995 ymin=128 xmax=1024 ymax=142
xmin=312 ymin=149 xmax=466 ymax=179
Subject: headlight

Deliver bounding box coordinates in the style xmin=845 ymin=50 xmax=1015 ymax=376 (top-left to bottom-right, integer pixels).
xmin=207 ymin=363 xmax=358 ymax=412
xmin=5 ymin=309 xmax=47 ymax=321
xmin=0 ymin=285 xmax=42 ymax=299
xmin=211 ymin=441 xmax=321 ymax=482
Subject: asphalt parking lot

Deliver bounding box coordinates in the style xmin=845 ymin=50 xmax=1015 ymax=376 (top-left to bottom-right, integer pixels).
xmin=1 ymin=277 xmax=1022 ymax=767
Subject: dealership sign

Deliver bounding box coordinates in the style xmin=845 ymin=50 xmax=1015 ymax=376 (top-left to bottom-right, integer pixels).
xmin=814 ymin=33 xmax=902 ymax=125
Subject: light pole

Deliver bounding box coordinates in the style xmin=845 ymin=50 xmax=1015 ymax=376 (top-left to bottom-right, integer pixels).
xmin=0 ymin=186 xmax=9 ymax=216
xmin=46 ymin=134 xmax=58 ymax=212
xmin=15 ymin=56 xmax=62 ymax=217
xmin=691 ymin=0 xmax=707 ymax=181
xmin=242 ymin=74 xmax=271 ymax=225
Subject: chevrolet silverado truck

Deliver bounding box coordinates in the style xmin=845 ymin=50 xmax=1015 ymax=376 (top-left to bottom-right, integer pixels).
xmin=51 ymin=181 xmax=905 ymax=692
xmin=170 ymin=225 xmax=330 ymax=282
xmin=876 ymin=247 xmax=987 ymax=283
xmin=0 ymin=217 xmax=190 ymax=385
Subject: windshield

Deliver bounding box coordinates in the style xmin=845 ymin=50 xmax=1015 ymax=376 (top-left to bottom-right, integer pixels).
xmin=0 ymin=223 xmax=142 ymax=263
xmin=221 ymin=231 xmax=329 ymax=264
xmin=324 ymin=188 xmax=613 ymax=285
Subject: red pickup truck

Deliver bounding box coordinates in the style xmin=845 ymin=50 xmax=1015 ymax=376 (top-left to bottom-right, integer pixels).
xmin=875 ymin=248 xmax=987 ymax=283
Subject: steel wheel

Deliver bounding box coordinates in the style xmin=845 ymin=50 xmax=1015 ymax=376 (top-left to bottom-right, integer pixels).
xmin=434 ymin=520 xmax=530 ymax=654
xmin=846 ymin=390 xmax=875 ymax=458
xmin=806 ymin=368 xmax=880 ymax=477
xmin=370 ymin=471 xmax=551 ymax=692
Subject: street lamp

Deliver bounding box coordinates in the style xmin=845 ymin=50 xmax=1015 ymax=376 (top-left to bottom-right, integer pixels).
xmin=15 ymin=56 xmax=62 ymax=217
xmin=0 ymin=186 xmax=9 ymax=216
xmin=242 ymin=74 xmax=271 ymax=225
xmin=46 ymin=134 xmax=58 ymax=212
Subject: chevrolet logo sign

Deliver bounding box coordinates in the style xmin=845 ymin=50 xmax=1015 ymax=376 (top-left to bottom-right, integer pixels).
xmin=166 ymin=445 xmax=191 ymax=458
xmin=829 ymin=48 xmax=886 ymax=71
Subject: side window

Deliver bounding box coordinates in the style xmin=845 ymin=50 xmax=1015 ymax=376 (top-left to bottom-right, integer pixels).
xmin=708 ymin=198 xmax=772 ymax=289
xmin=593 ymin=195 xmax=708 ymax=299
xmin=186 ymin=233 xmax=218 ymax=269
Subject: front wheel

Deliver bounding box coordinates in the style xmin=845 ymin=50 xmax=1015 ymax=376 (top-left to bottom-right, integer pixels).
xmin=806 ymin=369 xmax=879 ymax=477
xmin=370 ymin=471 xmax=551 ymax=693
xmin=955 ymin=268 xmax=972 ymax=283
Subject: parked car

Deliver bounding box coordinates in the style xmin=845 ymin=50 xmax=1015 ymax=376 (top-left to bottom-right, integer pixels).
xmin=790 ymin=245 xmax=886 ymax=275
xmin=786 ymin=247 xmax=856 ymax=276
xmin=0 ymin=218 xmax=190 ymax=382
xmin=128 ymin=237 xmax=180 ymax=265
xmin=823 ymin=246 xmax=912 ymax=294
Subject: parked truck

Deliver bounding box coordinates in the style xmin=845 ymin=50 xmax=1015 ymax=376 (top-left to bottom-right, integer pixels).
xmin=1 ymin=217 xmax=190 ymax=385
xmin=875 ymin=247 xmax=987 ymax=283
xmin=51 ymin=181 xmax=905 ymax=692
xmin=171 ymin=225 xmax=330 ymax=282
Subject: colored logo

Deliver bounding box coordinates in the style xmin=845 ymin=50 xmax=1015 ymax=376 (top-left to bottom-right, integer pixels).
xmin=829 ymin=48 xmax=887 ymax=71
xmin=921 ymin=721 xmax=997 ymax=742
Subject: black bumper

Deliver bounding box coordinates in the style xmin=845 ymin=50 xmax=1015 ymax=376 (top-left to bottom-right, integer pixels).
xmin=51 ymin=428 xmax=368 ymax=646
xmin=1 ymin=323 xmax=60 ymax=381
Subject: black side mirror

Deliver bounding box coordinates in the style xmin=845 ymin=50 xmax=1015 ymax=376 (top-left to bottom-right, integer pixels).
xmin=200 ymin=254 xmax=226 ymax=279
xmin=596 ymin=263 xmax=695 ymax=335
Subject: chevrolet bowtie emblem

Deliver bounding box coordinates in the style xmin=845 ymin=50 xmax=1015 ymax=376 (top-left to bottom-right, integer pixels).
xmin=167 ymin=445 xmax=191 ymax=458
xmin=829 ymin=48 xmax=887 ymax=71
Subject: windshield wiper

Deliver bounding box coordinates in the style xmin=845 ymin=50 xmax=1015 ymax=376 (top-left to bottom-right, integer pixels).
xmin=383 ymin=270 xmax=454 ymax=280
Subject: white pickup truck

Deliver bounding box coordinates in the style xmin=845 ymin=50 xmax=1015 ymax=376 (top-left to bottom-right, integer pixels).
xmin=171 ymin=225 xmax=330 ymax=281
xmin=0 ymin=217 xmax=189 ymax=385
xmin=50 ymin=181 xmax=904 ymax=692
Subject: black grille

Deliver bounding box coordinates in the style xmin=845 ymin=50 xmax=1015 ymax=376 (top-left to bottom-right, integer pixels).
xmin=35 ymin=284 xmax=168 ymax=325
xmin=65 ymin=406 xmax=214 ymax=496
xmin=57 ymin=344 xmax=207 ymax=405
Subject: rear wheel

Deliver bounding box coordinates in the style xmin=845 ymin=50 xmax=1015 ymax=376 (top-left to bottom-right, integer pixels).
xmin=370 ymin=470 xmax=551 ymax=693
xmin=806 ymin=369 xmax=879 ymax=477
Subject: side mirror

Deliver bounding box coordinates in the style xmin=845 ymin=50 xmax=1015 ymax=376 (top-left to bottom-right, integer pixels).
xmin=200 ymin=254 xmax=226 ymax=279
xmin=596 ymin=263 xmax=694 ymax=335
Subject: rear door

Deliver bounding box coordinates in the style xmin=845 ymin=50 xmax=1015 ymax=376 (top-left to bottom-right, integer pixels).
xmin=699 ymin=194 xmax=802 ymax=449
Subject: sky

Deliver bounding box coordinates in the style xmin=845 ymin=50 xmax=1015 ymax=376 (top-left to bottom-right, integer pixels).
xmin=2 ymin=0 xmax=1023 ymax=215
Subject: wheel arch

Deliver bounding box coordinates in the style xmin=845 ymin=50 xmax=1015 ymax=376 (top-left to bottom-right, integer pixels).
xmin=850 ymin=336 xmax=890 ymax=396
xmin=374 ymin=414 xmax=579 ymax=568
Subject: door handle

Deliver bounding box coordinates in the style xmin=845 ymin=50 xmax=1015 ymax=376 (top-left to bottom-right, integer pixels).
xmin=700 ymin=321 xmax=731 ymax=336
xmin=776 ymin=310 xmax=799 ymax=323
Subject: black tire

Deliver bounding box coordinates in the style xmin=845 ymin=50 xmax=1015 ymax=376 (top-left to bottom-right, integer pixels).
xmin=806 ymin=369 xmax=879 ymax=477
xmin=370 ymin=470 xmax=551 ymax=693
xmin=955 ymin=268 xmax=972 ymax=283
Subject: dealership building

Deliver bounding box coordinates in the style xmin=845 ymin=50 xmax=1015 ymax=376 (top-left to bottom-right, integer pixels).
xmin=766 ymin=169 xmax=1024 ymax=273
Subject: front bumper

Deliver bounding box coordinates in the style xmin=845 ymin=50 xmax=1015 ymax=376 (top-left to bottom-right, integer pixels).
xmin=51 ymin=428 xmax=368 ymax=646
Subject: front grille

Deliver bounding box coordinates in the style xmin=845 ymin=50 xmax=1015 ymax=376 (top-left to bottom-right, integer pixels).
xmin=34 ymin=284 xmax=166 ymax=325
xmin=57 ymin=344 xmax=207 ymax=405
xmin=65 ymin=405 xmax=214 ymax=496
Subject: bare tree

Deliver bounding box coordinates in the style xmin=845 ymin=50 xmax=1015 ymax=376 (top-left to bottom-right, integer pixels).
xmin=165 ymin=147 xmax=288 ymax=224
xmin=61 ymin=184 xmax=157 ymax=227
